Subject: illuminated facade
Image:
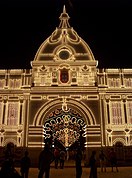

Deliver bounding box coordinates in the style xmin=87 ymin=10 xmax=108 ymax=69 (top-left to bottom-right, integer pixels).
xmin=0 ymin=6 xmax=132 ymax=163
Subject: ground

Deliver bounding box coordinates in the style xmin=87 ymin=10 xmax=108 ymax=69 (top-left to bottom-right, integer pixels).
xmin=15 ymin=160 xmax=132 ymax=178
xmin=26 ymin=167 xmax=132 ymax=178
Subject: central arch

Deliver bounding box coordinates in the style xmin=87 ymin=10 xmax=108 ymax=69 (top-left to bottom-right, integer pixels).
xmin=32 ymin=98 xmax=96 ymax=150
xmin=33 ymin=98 xmax=96 ymax=126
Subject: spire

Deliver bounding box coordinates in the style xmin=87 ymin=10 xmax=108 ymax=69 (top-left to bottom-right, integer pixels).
xmin=63 ymin=5 xmax=66 ymax=13
xmin=59 ymin=5 xmax=70 ymax=28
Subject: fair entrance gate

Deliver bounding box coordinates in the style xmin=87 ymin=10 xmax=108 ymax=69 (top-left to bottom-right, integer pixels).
xmin=44 ymin=108 xmax=86 ymax=150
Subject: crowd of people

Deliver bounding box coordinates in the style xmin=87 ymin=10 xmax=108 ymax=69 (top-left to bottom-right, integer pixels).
xmin=0 ymin=142 xmax=119 ymax=178
xmin=88 ymin=148 xmax=119 ymax=178
xmin=53 ymin=147 xmax=66 ymax=169
xmin=37 ymin=145 xmax=119 ymax=178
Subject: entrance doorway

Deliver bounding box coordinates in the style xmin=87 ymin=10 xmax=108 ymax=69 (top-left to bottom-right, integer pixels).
xmin=44 ymin=108 xmax=86 ymax=152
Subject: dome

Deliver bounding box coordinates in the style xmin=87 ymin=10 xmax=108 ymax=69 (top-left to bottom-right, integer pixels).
xmin=33 ymin=6 xmax=96 ymax=63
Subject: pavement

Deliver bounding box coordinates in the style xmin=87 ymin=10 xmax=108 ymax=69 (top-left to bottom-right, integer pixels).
xmin=15 ymin=160 xmax=132 ymax=178
xmin=26 ymin=167 xmax=132 ymax=178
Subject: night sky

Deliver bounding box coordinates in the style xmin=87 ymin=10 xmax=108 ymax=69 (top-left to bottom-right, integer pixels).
xmin=0 ymin=0 xmax=132 ymax=69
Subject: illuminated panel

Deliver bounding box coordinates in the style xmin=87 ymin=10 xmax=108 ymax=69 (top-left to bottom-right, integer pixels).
xmin=110 ymin=95 xmax=121 ymax=99
xmin=85 ymin=141 xmax=101 ymax=148
xmin=47 ymin=95 xmax=59 ymax=100
xmin=84 ymin=127 xmax=101 ymax=136
xmin=0 ymin=79 xmax=5 ymax=89
xmin=0 ymin=102 xmax=3 ymax=124
xmin=7 ymin=102 xmax=19 ymax=125
xmin=84 ymin=124 xmax=101 ymax=147
xmin=110 ymin=101 xmax=123 ymax=125
xmin=30 ymin=95 xmax=42 ymax=100
xmin=9 ymin=79 xmax=21 ymax=89
xmin=87 ymin=95 xmax=99 ymax=100
xmin=8 ymin=96 xmax=19 ymax=100
xmin=124 ymin=78 xmax=132 ymax=88
xmin=28 ymin=126 xmax=45 ymax=147
xmin=127 ymin=95 xmax=132 ymax=99
xmin=108 ymin=78 xmax=121 ymax=88
xmin=126 ymin=101 xmax=132 ymax=124
xmin=70 ymin=95 xmax=81 ymax=100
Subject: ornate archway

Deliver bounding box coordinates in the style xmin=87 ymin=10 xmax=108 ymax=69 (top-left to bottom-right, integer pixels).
xmin=33 ymin=98 xmax=96 ymax=126
xmin=44 ymin=108 xmax=86 ymax=149
xmin=31 ymin=98 xmax=96 ymax=150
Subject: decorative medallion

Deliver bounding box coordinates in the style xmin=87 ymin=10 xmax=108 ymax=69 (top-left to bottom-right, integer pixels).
xmin=60 ymin=68 xmax=69 ymax=83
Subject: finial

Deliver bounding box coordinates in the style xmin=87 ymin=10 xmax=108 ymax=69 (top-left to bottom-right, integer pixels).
xmin=63 ymin=5 xmax=66 ymax=13
xmin=59 ymin=5 xmax=70 ymax=28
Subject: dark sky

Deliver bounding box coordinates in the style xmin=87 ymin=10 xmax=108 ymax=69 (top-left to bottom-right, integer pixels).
xmin=0 ymin=0 xmax=132 ymax=69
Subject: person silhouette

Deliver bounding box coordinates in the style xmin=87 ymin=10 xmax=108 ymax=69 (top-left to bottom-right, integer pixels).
xmin=53 ymin=147 xmax=60 ymax=169
xmin=89 ymin=150 xmax=98 ymax=178
xmin=38 ymin=143 xmax=54 ymax=178
xmin=20 ymin=150 xmax=31 ymax=178
xmin=109 ymin=148 xmax=118 ymax=172
xmin=0 ymin=142 xmax=21 ymax=178
xmin=60 ymin=149 xmax=66 ymax=169
xmin=75 ymin=148 xmax=82 ymax=178
xmin=99 ymin=149 xmax=107 ymax=172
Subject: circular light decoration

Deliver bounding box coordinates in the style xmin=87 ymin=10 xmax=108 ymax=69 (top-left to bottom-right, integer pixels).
xmin=59 ymin=50 xmax=70 ymax=60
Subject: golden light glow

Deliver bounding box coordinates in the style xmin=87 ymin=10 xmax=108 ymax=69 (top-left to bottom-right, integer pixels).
xmin=0 ymin=6 xmax=132 ymax=159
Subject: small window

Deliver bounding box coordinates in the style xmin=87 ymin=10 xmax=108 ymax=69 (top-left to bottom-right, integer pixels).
xmin=59 ymin=50 xmax=70 ymax=60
